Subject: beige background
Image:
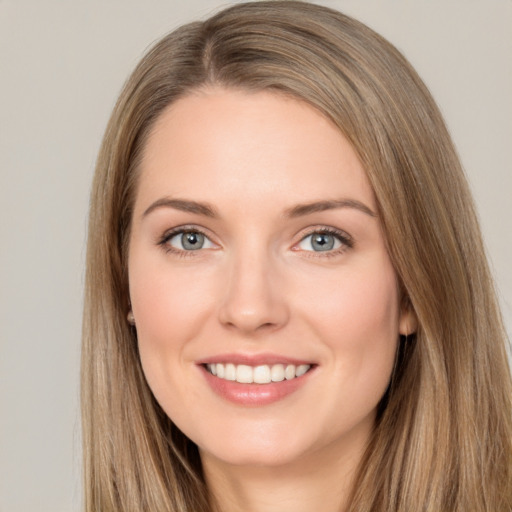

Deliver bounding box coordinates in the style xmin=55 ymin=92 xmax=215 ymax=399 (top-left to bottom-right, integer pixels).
xmin=0 ymin=1 xmax=510 ymax=510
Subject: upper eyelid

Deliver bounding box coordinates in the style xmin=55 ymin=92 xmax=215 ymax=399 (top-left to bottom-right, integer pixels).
xmin=291 ymin=228 xmax=354 ymax=257
xmin=158 ymin=226 xmax=218 ymax=255
xmin=160 ymin=224 xmax=213 ymax=241
xmin=295 ymin=226 xmax=353 ymax=243
xmin=157 ymin=224 xmax=353 ymax=248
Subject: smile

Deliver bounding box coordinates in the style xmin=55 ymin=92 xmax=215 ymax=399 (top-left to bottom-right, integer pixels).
xmin=205 ymin=363 xmax=311 ymax=384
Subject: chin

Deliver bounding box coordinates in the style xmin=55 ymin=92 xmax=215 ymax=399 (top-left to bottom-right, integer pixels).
xmin=201 ymin=440 xmax=308 ymax=469
xmin=194 ymin=417 xmax=337 ymax=470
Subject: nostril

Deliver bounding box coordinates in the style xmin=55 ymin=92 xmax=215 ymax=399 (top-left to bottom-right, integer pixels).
xmin=217 ymin=267 xmax=290 ymax=333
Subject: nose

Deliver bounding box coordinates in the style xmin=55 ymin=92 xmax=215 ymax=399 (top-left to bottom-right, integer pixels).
xmin=218 ymin=247 xmax=290 ymax=335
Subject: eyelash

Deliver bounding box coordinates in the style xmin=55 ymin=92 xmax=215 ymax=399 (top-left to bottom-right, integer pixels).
xmin=295 ymin=227 xmax=354 ymax=258
xmin=157 ymin=226 xmax=354 ymax=258
xmin=158 ymin=225 xmax=213 ymax=258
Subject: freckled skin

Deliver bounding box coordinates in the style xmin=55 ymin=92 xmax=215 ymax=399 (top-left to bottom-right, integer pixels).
xmin=128 ymin=88 xmax=411 ymax=477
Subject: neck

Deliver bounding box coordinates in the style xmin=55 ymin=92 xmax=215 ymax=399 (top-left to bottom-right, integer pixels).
xmin=201 ymin=430 xmax=369 ymax=512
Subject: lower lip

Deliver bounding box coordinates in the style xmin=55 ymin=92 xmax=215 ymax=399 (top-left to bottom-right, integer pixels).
xmin=200 ymin=365 xmax=314 ymax=406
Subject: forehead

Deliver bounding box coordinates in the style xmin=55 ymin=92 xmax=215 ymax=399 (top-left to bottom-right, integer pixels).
xmin=135 ymin=87 xmax=375 ymax=214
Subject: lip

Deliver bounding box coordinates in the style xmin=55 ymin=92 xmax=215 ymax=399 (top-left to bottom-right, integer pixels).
xmin=197 ymin=353 xmax=316 ymax=406
xmin=197 ymin=352 xmax=314 ymax=366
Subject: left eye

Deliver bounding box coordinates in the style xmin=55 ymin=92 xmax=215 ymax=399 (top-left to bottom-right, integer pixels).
xmin=297 ymin=232 xmax=343 ymax=252
xmin=167 ymin=231 xmax=215 ymax=251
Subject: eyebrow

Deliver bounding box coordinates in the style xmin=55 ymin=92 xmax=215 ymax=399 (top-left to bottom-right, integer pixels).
xmin=142 ymin=197 xmax=377 ymax=220
xmin=142 ymin=198 xmax=219 ymax=218
xmin=285 ymin=199 xmax=377 ymax=218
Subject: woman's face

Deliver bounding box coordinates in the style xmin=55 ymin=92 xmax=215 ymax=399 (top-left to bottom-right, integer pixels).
xmin=128 ymin=88 xmax=410 ymax=469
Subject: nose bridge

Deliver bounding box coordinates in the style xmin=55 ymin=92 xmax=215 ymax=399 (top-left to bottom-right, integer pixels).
xmin=218 ymin=238 xmax=288 ymax=333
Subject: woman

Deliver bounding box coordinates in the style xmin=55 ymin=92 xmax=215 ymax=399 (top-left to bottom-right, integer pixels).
xmin=81 ymin=1 xmax=512 ymax=510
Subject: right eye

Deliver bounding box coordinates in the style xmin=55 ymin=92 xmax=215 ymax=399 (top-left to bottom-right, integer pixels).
xmin=165 ymin=230 xmax=215 ymax=251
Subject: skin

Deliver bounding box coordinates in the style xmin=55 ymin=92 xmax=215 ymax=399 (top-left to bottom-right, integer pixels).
xmin=128 ymin=88 xmax=414 ymax=512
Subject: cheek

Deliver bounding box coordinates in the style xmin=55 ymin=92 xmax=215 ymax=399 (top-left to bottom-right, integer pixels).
xmin=127 ymin=256 xmax=220 ymax=431
xmin=127 ymin=251 xmax=218 ymax=400
xmin=294 ymin=261 xmax=400 ymax=441
xmin=130 ymin=256 xmax=214 ymax=344
xmin=297 ymin=259 xmax=400 ymax=378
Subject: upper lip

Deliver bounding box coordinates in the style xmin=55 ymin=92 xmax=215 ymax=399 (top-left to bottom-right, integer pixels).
xmin=196 ymin=353 xmax=315 ymax=367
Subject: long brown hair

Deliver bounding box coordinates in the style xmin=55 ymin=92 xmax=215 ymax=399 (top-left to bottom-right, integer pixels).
xmin=82 ymin=2 xmax=512 ymax=510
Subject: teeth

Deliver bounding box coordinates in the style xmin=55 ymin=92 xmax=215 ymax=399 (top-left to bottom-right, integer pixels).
xmin=225 ymin=363 xmax=236 ymax=381
xmin=236 ymin=364 xmax=253 ymax=384
xmin=296 ymin=364 xmax=310 ymax=377
xmin=284 ymin=364 xmax=295 ymax=380
xmin=253 ymin=365 xmax=271 ymax=384
xmin=206 ymin=363 xmax=311 ymax=384
xmin=271 ymin=364 xmax=285 ymax=382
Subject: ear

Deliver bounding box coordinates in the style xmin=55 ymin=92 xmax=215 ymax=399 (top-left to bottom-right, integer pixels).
xmin=127 ymin=310 xmax=136 ymax=325
xmin=399 ymin=299 xmax=418 ymax=336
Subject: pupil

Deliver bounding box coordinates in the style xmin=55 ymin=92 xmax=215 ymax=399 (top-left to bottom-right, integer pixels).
xmin=312 ymin=233 xmax=334 ymax=251
xmin=182 ymin=232 xmax=204 ymax=250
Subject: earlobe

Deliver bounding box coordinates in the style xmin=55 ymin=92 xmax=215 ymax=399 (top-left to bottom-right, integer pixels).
xmin=127 ymin=310 xmax=136 ymax=325
xmin=399 ymin=301 xmax=418 ymax=336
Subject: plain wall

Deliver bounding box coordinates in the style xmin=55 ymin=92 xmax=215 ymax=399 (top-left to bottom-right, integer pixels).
xmin=0 ymin=1 xmax=510 ymax=510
